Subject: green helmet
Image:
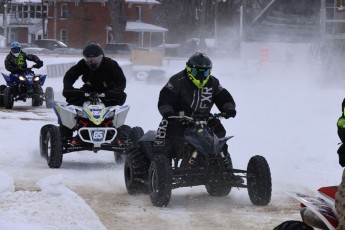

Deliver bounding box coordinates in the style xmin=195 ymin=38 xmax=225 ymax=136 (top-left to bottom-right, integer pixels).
xmin=186 ymin=52 xmax=212 ymax=89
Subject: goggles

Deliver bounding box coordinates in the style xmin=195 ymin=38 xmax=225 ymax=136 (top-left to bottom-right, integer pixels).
xmin=187 ymin=66 xmax=211 ymax=78
xmin=84 ymin=55 xmax=102 ymax=64
xmin=11 ymin=47 xmax=21 ymax=54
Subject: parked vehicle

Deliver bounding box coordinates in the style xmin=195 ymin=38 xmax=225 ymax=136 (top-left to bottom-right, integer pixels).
xmin=104 ymin=43 xmax=137 ymax=55
xmin=0 ymin=67 xmax=54 ymax=109
xmin=39 ymin=92 xmax=144 ymax=168
xmin=35 ymin=39 xmax=68 ymax=50
xmin=124 ymin=113 xmax=272 ymax=207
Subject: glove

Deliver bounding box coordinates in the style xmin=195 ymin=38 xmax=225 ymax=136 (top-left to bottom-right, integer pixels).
xmin=223 ymin=108 xmax=237 ymax=119
xmin=338 ymin=144 xmax=345 ymax=167
xmin=162 ymin=110 xmax=176 ymax=119
xmin=193 ymin=113 xmax=208 ymax=120
xmin=104 ymin=90 xmax=127 ymax=105
xmin=63 ymin=89 xmax=86 ymax=99
xmin=33 ymin=60 xmax=43 ymax=69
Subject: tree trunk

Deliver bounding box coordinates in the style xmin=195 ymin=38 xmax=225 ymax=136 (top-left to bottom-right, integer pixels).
xmin=107 ymin=0 xmax=126 ymax=43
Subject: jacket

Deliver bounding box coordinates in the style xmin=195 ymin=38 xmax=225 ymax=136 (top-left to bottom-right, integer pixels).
xmin=5 ymin=52 xmax=43 ymax=74
xmin=158 ymin=70 xmax=235 ymax=117
xmin=63 ymin=57 xmax=126 ymax=96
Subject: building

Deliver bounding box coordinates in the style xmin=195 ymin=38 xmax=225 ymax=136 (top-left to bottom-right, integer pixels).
xmin=1 ymin=0 xmax=167 ymax=48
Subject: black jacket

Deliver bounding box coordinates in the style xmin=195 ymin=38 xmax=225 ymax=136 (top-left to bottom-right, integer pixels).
xmin=158 ymin=70 xmax=235 ymax=117
xmin=5 ymin=51 xmax=43 ymax=74
xmin=63 ymin=57 xmax=126 ymax=95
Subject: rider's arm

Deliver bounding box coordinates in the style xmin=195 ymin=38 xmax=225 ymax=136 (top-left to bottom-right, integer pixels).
xmin=26 ymin=54 xmax=43 ymax=69
xmin=62 ymin=60 xmax=84 ymax=98
xmin=104 ymin=58 xmax=126 ymax=92
xmin=212 ymin=77 xmax=236 ymax=113
xmin=158 ymin=78 xmax=179 ymax=118
xmin=4 ymin=54 xmax=21 ymax=73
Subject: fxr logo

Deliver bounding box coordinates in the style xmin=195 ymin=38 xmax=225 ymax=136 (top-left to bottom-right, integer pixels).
xmin=156 ymin=119 xmax=168 ymax=139
xmin=200 ymin=87 xmax=212 ymax=109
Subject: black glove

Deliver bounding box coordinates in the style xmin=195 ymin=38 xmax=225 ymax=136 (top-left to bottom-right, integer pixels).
xmin=338 ymin=144 xmax=345 ymax=167
xmin=223 ymin=108 xmax=237 ymax=119
xmin=33 ymin=60 xmax=43 ymax=69
xmin=63 ymin=89 xmax=87 ymax=99
xmin=193 ymin=113 xmax=209 ymax=120
xmin=162 ymin=110 xmax=176 ymax=119
xmin=104 ymin=90 xmax=127 ymax=106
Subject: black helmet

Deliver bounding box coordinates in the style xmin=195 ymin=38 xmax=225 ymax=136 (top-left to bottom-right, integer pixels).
xmin=83 ymin=43 xmax=104 ymax=70
xmin=186 ymin=52 xmax=212 ymax=88
xmin=82 ymin=43 xmax=104 ymax=58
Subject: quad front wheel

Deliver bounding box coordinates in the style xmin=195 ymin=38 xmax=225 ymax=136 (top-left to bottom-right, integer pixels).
xmin=0 ymin=85 xmax=7 ymax=107
xmin=205 ymin=151 xmax=233 ymax=196
xmin=39 ymin=124 xmax=63 ymax=168
xmin=124 ymin=148 xmax=150 ymax=194
xmin=149 ymin=154 xmax=172 ymax=207
xmin=247 ymin=155 xmax=272 ymax=206
xmin=3 ymin=87 xmax=14 ymax=109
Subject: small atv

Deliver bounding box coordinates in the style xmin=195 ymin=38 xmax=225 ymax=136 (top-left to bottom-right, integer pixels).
xmin=124 ymin=113 xmax=272 ymax=207
xmin=0 ymin=67 xmax=54 ymax=109
xmin=39 ymin=92 xmax=144 ymax=168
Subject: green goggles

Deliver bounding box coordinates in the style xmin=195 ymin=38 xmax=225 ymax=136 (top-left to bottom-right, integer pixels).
xmin=187 ymin=66 xmax=211 ymax=78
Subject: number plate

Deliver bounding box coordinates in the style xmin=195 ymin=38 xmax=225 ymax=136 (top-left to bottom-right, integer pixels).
xmin=91 ymin=130 xmax=105 ymax=142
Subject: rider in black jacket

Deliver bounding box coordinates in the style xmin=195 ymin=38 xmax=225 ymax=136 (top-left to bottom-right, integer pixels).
xmin=61 ymin=43 xmax=127 ymax=142
xmin=153 ymin=52 xmax=236 ymax=163
xmin=62 ymin=42 xmax=126 ymax=107
xmin=5 ymin=41 xmax=43 ymax=74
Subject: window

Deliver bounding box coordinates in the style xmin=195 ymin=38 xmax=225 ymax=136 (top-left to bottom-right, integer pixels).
xmin=135 ymin=6 xmax=141 ymax=21
xmin=61 ymin=4 xmax=67 ymax=18
xmin=12 ymin=3 xmax=48 ymax=19
xmin=60 ymin=29 xmax=67 ymax=44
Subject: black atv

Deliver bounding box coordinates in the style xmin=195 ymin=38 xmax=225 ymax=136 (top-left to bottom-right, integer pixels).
xmin=124 ymin=113 xmax=272 ymax=207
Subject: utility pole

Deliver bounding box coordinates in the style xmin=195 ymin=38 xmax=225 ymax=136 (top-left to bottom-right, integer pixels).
xmin=4 ymin=0 xmax=7 ymax=44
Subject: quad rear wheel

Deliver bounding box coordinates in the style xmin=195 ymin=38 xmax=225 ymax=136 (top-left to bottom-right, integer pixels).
xmin=45 ymin=87 xmax=54 ymax=108
xmin=247 ymin=155 xmax=272 ymax=206
xmin=149 ymin=154 xmax=172 ymax=207
xmin=130 ymin=126 xmax=144 ymax=149
xmin=32 ymin=87 xmax=43 ymax=106
xmin=39 ymin=124 xmax=63 ymax=168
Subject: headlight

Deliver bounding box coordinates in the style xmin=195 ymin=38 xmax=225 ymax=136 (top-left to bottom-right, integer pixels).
xmin=34 ymin=76 xmax=40 ymax=81
xmin=77 ymin=110 xmax=88 ymax=118
xmin=105 ymin=111 xmax=115 ymax=119
xmin=19 ymin=76 xmax=25 ymax=81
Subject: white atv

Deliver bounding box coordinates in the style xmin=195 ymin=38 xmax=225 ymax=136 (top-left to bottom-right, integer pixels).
xmin=39 ymin=92 xmax=144 ymax=168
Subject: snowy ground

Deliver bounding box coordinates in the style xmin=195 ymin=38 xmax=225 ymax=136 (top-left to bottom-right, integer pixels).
xmin=0 ymin=48 xmax=344 ymax=230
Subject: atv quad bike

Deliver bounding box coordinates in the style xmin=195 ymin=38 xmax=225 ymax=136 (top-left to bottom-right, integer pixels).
xmin=124 ymin=113 xmax=272 ymax=207
xmin=39 ymin=92 xmax=144 ymax=168
xmin=1 ymin=67 xmax=54 ymax=109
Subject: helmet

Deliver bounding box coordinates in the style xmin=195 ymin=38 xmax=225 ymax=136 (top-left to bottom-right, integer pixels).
xmin=82 ymin=43 xmax=104 ymax=70
xmin=186 ymin=52 xmax=212 ymax=88
xmin=10 ymin=41 xmax=21 ymax=57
